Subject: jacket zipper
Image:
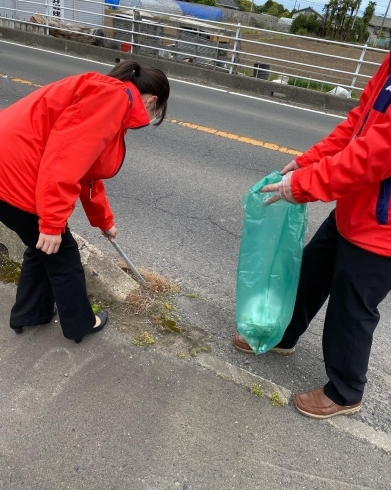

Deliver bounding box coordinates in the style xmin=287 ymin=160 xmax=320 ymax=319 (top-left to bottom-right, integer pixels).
xmin=89 ymin=179 xmax=95 ymax=200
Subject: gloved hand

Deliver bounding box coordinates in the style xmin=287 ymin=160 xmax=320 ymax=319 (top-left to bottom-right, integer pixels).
xmin=280 ymin=159 xmax=300 ymax=175
xmin=259 ymin=171 xmax=299 ymax=204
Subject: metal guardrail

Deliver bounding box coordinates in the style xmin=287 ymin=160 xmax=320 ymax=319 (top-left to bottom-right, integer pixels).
xmin=0 ymin=0 xmax=387 ymax=96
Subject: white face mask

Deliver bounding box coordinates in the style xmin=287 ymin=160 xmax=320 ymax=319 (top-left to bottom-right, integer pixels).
xmin=148 ymin=100 xmax=161 ymax=125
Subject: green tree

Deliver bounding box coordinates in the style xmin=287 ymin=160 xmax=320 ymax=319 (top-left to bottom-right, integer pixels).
xmin=238 ymin=0 xmax=252 ymax=10
xmin=258 ymin=0 xmax=274 ymax=13
xmin=267 ymin=3 xmax=280 ymax=16
xmin=358 ymin=1 xmax=376 ymax=42
xmin=265 ymin=1 xmax=286 ymax=17
xmin=322 ymin=0 xmax=371 ymax=40
xmin=291 ymin=13 xmax=322 ymax=35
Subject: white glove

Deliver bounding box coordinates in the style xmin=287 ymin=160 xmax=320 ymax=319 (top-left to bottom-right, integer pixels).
xmin=259 ymin=171 xmax=299 ymax=205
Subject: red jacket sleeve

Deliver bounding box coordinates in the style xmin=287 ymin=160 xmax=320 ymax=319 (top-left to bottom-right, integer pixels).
xmin=79 ymin=179 xmax=115 ymax=231
xmin=292 ymin=113 xmax=391 ymax=203
xmin=35 ymin=80 xmax=129 ymax=234
xmin=295 ymin=60 xmax=383 ymax=169
xmin=292 ymin=56 xmax=391 ymax=202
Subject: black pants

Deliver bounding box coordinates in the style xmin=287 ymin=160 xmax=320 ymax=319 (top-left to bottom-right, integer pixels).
xmin=279 ymin=210 xmax=391 ymax=405
xmin=0 ymin=200 xmax=95 ymax=339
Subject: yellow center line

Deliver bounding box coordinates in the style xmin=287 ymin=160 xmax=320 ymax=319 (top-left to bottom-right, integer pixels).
xmin=168 ymin=119 xmax=303 ymax=156
xmin=0 ymin=73 xmax=42 ymax=88
xmin=1 ymin=75 xmax=302 ymax=155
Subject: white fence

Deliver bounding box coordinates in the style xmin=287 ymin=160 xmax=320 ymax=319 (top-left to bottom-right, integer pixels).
xmin=0 ymin=0 xmax=388 ymax=96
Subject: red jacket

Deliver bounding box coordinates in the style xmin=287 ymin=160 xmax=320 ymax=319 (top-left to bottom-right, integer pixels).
xmin=0 ymin=72 xmax=150 ymax=234
xmin=292 ymin=53 xmax=391 ymax=257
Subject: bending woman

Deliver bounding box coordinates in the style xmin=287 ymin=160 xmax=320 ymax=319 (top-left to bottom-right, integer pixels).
xmin=0 ymin=61 xmax=170 ymax=343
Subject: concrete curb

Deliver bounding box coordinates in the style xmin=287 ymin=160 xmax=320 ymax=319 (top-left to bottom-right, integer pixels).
xmin=0 ymin=223 xmax=139 ymax=303
xmin=0 ymin=24 xmax=359 ymax=115
xmin=197 ymin=352 xmax=391 ymax=454
xmin=197 ymin=353 xmax=291 ymax=404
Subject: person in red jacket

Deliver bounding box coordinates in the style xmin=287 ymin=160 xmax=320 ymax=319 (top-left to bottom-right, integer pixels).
xmin=0 ymin=60 xmax=169 ymax=343
xmin=234 ymin=52 xmax=391 ymax=418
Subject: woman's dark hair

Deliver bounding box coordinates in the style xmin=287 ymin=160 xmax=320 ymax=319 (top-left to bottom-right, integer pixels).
xmin=108 ymin=61 xmax=170 ymax=127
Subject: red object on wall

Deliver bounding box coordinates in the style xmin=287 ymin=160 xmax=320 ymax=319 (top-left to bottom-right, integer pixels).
xmin=120 ymin=43 xmax=132 ymax=52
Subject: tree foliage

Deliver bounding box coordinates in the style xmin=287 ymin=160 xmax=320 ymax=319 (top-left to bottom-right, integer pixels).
xmin=238 ymin=0 xmax=377 ymax=44
xmin=185 ymin=0 xmax=218 ymax=5
xmin=238 ymin=0 xmax=253 ymax=11
xmin=321 ymin=0 xmax=376 ymax=42
xmin=291 ymin=13 xmax=322 ymax=35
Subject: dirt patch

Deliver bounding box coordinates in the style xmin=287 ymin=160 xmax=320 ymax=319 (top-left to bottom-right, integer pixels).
xmin=238 ymin=34 xmax=386 ymax=92
xmin=107 ymin=299 xmax=215 ymax=360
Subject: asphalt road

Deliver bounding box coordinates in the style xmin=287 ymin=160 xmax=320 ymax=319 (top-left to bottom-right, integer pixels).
xmin=1 ymin=39 xmax=390 ymax=436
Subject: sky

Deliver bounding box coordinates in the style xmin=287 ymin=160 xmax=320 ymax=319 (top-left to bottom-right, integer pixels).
xmin=254 ymin=0 xmax=391 ymax=17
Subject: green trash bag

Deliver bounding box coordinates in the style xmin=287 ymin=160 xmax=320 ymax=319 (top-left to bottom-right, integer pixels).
xmin=236 ymin=171 xmax=307 ymax=354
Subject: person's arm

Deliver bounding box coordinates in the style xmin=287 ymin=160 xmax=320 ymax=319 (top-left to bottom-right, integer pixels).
xmin=79 ymin=179 xmax=115 ymax=232
xmin=263 ymin=55 xmax=390 ymax=202
xmin=35 ymin=79 xmax=130 ymax=235
xmin=294 ymin=56 xmax=385 ymax=169
xmin=291 ymin=110 xmax=391 ymax=203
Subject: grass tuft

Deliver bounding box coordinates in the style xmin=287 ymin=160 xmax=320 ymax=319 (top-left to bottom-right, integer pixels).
xmin=269 ymin=391 xmax=287 ymax=407
xmin=132 ymin=331 xmax=155 ymax=346
xmin=251 ymin=384 xmax=264 ymax=397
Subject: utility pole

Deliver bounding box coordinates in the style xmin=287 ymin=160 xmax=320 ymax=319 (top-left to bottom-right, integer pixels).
xmin=379 ymin=0 xmax=391 ymax=35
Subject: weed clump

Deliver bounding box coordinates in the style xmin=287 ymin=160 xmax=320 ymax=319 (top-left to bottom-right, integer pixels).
xmin=251 ymin=384 xmax=264 ymax=397
xmin=121 ymin=265 xmax=182 ymax=332
xmin=190 ymin=344 xmax=212 ymax=357
xmin=91 ymin=302 xmax=102 ymax=314
xmin=132 ymin=331 xmax=155 ymax=346
xmin=269 ymin=391 xmax=287 ymax=407
xmin=0 ymin=254 xmax=21 ymax=284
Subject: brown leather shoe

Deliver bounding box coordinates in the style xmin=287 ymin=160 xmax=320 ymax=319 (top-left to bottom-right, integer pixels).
xmin=294 ymin=388 xmax=362 ymax=419
xmin=233 ymin=334 xmax=254 ymax=353
xmin=232 ymin=334 xmax=295 ymax=355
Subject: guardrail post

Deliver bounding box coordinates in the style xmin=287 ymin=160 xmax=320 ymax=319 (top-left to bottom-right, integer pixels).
xmin=213 ymin=32 xmax=219 ymax=71
xmin=349 ymin=43 xmax=367 ymax=98
xmin=229 ymin=23 xmax=240 ymax=75
xmin=133 ymin=9 xmax=141 ymax=55
xmin=45 ymin=0 xmax=49 ymax=36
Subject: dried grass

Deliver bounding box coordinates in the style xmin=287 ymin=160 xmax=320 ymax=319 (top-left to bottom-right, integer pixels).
xmin=127 ymin=290 xmax=154 ymax=314
xmin=119 ymin=263 xmax=180 ymax=315
xmin=137 ymin=268 xmax=180 ymax=294
xmin=118 ymin=262 xmax=179 ymax=293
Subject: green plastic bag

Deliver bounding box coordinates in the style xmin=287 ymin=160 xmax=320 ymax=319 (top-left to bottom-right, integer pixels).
xmin=236 ymin=171 xmax=307 ymax=354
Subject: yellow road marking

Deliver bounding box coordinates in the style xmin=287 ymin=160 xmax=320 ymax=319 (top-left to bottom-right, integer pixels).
xmin=169 ymin=119 xmax=302 ymax=156
xmin=0 ymin=75 xmax=302 ymax=155
xmin=0 ymin=73 xmax=42 ymax=88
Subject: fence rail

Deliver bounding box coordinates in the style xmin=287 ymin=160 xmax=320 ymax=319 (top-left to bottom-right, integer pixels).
xmin=0 ymin=0 xmax=388 ymax=96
